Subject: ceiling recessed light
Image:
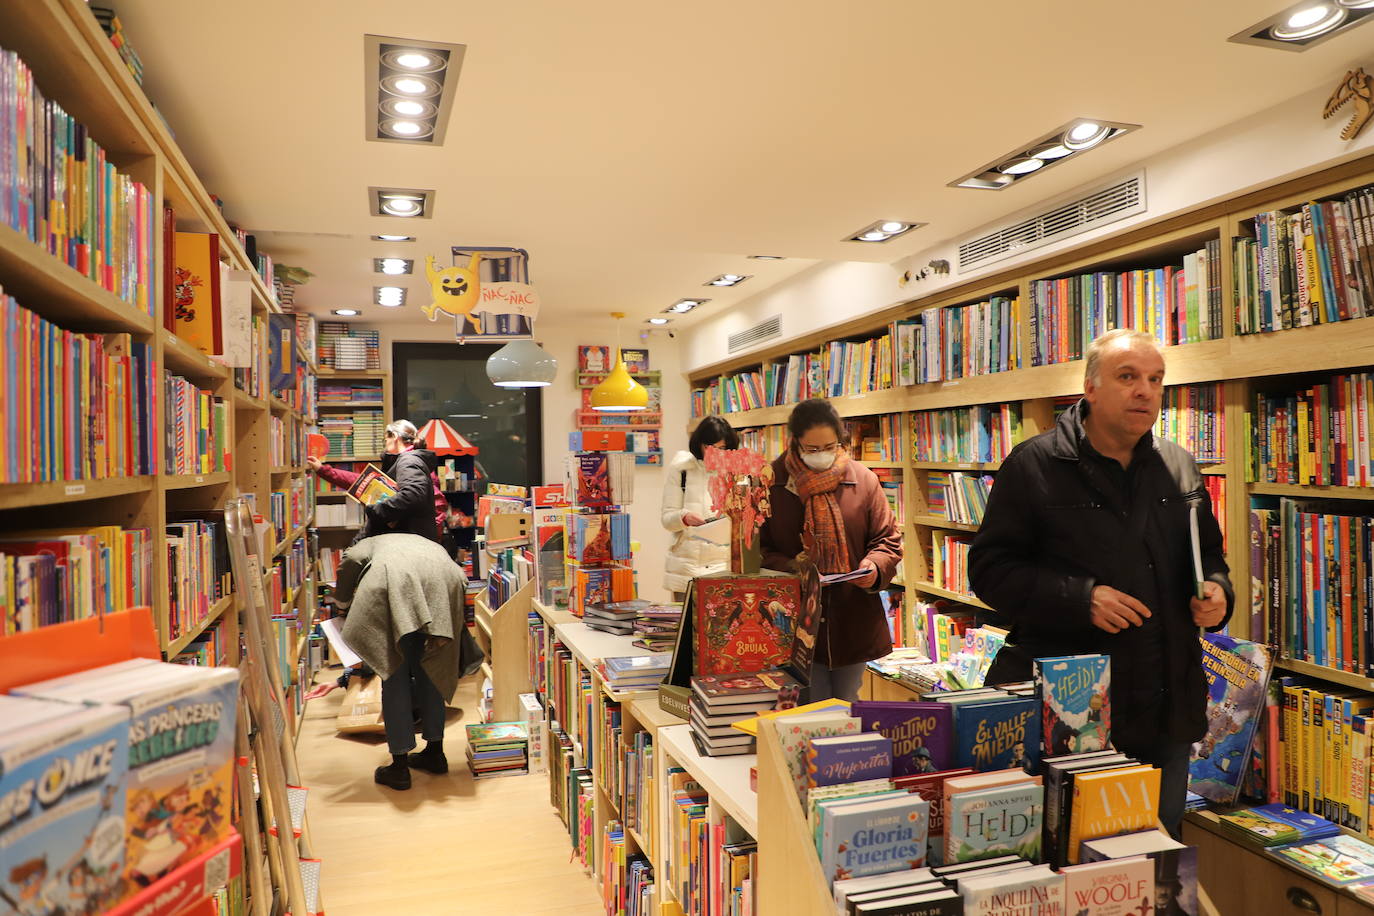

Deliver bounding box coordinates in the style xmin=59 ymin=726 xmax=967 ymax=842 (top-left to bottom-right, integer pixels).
xmin=381 ymin=48 xmax=447 ymax=73
xmin=332 ymin=309 xmax=360 ymax=317
xmin=665 ymin=299 xmax=708 ymax=313
xmin=1000 ymin=157 xmax=1045 ymax=175
xmin=379 ymin=118 xmax=434 ymax=140
xmin=846 ymin=219 xmax=924 ymax=243
xmin=648 ymin=317 xmax=670 ymax=325
xmin=706 ymin=274 xmax=751 ymax=287
xmin=747 ymin=255 xmax=786 ymax=260
xmin=950 ymin=119 xmax=1138 ymax=190
xmin=372 ymin=234 xmax=415 ymax=242
xmin=375 ymin=286 xmax=407 ymax=307
xmin=1029 ymin=143 xmax=1073 ymax=160
xmin=1272 ymin=3 xmax=1346 ymax=36
xmin=380 ymin=97 xmax=436 ymax=120
xmin=371 ymin=187 xmax=434 ymax=219
xmin=1229 ymin=0 xmax=1374 ymax=48
xmin=375 ymin=258 xmax=413 ymax=275
xmin=381 ymin=73 xmax=441 ymax=98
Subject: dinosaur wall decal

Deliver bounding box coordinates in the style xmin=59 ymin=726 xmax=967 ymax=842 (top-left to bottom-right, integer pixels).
xmin=1323 ymin=67 xmax=1374 ymax=142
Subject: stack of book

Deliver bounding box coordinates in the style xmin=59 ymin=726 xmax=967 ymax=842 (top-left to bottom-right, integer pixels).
xmin=601 ymin=654 xmax=671 ymax=693
xmin=583 ymin=598 xmax=643 ymax=635
xmin=1217 ymin=803 xmax=1341 ymax=847
xmin=690 ymin=670 xmax=800 ymax=757
xmin=1272 ymin=834 xmax=1374 ymax=886
xmin=941 ymin=768 xmax=1044 ymax=865
xmin=464 ymin=722 xmax=530 ymax=778
xmin=632 ymin=602 xmax=683 ymax=652
xmin=333 ymin=337 xmax=368 ymax=370
xmin=1041 ymin=750 xmax=1160 ymax=867
xmin=1078 ymin=829 xmax=1198 ymax=914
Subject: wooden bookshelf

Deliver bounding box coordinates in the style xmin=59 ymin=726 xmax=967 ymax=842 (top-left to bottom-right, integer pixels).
xmin=0 ymin=2 xmax=321 ymax=912
xmin=472 ymin=581 xmax=535 ymax=722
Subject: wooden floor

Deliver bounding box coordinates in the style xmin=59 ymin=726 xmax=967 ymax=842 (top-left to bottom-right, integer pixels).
xmin=297 ymin=672 xmax=603 ymax=916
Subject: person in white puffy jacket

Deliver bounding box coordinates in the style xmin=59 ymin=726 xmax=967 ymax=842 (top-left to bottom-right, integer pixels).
xmin=661 ymin=416 xmax=739 ymax=599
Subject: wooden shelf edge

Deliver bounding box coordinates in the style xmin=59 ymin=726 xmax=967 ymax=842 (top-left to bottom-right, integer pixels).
xmin=909 ymin=515 xmax=981 ymax=533
xmin=910 ymin=580 xmax=992 ymax=610
xmin=1274 ymin=657 xmax=1374 ymax=692
xmin=316 ymin=402 xmax=387 ymax=409
xmin=0 ymin=475 xmax=154 ymax=510
xmin=0 ymin=222 xmax=157 ymax=335
xmin=163 ymin=471 xmax=230 ymax=490
xmin=273 ymin=522 xmax=309 ymax=557
xmin=165 ymin=593 xmax=234 ymax=657
xmin=159 ymin=329 xmax=230 ymax=381
xmin=1250 ymin=482 xmax=1374 ymax=500
xmin=232 ymin=388 xmax=267 ymax=410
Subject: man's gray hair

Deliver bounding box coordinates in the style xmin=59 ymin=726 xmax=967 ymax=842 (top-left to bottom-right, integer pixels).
xmin=1084 ymin=328 xmax=1162 ymax=387
xmin=385 ymin=419 xmax=419 ymax=443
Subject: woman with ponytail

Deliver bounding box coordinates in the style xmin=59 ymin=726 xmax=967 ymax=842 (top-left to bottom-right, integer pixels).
xmin=759 ymin=399 xmax=902 ymax=701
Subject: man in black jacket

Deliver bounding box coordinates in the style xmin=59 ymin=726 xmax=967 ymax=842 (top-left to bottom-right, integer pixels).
xmin=364 ymin=420 xmax=441 ymax=543
xmin=968 ymin=329 xmax=1232 ymax=836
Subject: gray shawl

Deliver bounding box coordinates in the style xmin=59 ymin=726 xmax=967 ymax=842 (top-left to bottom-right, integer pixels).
xmin=336 ymin=533 xmax=468 ymax=700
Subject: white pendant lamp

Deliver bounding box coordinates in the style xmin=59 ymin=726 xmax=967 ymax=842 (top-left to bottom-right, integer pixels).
xmin=486 ymin=334 xmax=557 ymax=388
xmin=589 ymin=312 xmax=648 ymax=411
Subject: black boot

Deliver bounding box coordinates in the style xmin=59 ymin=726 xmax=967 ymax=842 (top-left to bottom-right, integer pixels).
xmin=374 ymin=756 xmax=411 ymax=790
xmin=407 ymin=741 xmax=448 ymax=774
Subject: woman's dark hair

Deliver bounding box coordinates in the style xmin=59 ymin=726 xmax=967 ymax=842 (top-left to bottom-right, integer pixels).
xmin=787 ymin=398 xmax=843 ymax=442
xmin=689 ymin=416 xmax=740 ymax=460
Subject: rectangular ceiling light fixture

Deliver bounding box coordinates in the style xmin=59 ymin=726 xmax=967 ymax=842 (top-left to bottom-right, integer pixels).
xmin=369 ymin=187 xmax=435 ymax=219
xmin=375 ymin=286 xmax=408 ymax=307
xmin=950 ymin=118 xmax=1139 ymax=190
xmin=1229 ymin=1 xmax=1374 ymax=50
xmin=664 ymin=298 xmax=709 ymax=314
xmin=845 ymin=220 xmax=924 ymax=243
xmin=374 ymin=257 xmax=414 ymax=275
xmin=365 ymin=34 xmax=465 ymax=144
xmin=705 ymin=274 xmax=751 ymax=287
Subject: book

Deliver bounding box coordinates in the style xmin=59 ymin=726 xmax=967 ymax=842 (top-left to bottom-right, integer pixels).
xmin=0 ymin=700 xmax=131 ymax=915
xmin=692 ymin=669 xmax=801 ymax=707
xmin=833 ymin=865 xmax=938 ymax=914
xmin=1066 ymin=765 xmax=1161 ymax=864
xmin=578 ymin=345 xmax=612 ymax=373
xmin=851 ymin=700 xmax=955 ymax=776
xmin=1060 ymin=855 xmax=1155 ymax=916
xmin=1034 ymin=654 xmax=1111 ymax=757
xmin=894 ymin=768 xmax=974 ymax=867
xmin=1081 ymin=831 xmax=1199 ymax=916
xmin=951 ymin=695 xmax=1040 ymax=773
xmin=693 ymin=574 xmax=801 ymax=676
xmin=1216 ymin=803 xmax=1340 ymax=846
xmin=944 ymin=781 xmax=1044 ymax=863
xmin=807 ymin=733 xmax=894 ymax=788
xmin=345 ymin=464 xmax=397 ymax=507
xmin=14 ymin=662 xmax=240 ymax=893
xmin=852 ymin=887 xmax=961 ymax=915
xmin=730 ymin=697 xmax=851 ymax=736
xmin=776 ymin=710 xmax=861 ymax=802
xmin=1187 ymin=632 xmax=1273 ymax=805
xmin=171 ymin=232 xmax=223 ymax=355
xmin=1272 ymin=834 xmax=1374 ymax=885
xmin=1043 ymin=751 xmax=1135 ymax=869
xmin=818 ymin=793 xmax=930 ymax=886
xmin=958 ymin=864 xmax=1064 ymax=916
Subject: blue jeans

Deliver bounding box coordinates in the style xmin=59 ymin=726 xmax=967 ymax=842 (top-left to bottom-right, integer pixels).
xmin=807 ymin=661 xmax=865 ymax=703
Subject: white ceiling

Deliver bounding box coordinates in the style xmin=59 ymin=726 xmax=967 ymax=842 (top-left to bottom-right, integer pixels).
xmin=110 ymin=0 xmax=1372 ymax=329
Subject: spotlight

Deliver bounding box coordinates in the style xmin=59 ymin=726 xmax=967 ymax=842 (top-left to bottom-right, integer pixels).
xmin=332 ymin=309 xmax=360 ymax=316
xmin=846 ymin=219 xmax=924 ymax=243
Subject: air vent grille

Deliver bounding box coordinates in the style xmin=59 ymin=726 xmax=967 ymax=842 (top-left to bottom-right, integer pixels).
xmin=957 ymin=173 xmax=1145 ymax=271
xmin=728 ymin=315 xmax=782 ymax=354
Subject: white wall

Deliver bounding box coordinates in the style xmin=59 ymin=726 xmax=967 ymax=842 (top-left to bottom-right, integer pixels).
xmin=681 ymin=78 xmax=1374 ymax=373
xmin=361 ymin=314 xmax=687 ymax=601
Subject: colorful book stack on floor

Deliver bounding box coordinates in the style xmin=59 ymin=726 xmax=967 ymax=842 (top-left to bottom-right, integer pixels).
xmin=689 ymin=669 xmax=799 ymax=757
xmin=13 ymin=659 xmax=240 ymax=896
xmin=465 ymin=722 xmax=530 ymax=778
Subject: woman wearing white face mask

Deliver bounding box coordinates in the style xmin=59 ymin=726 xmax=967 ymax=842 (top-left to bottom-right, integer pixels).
xmin=759 ymin=398 xmax=903 ymax=702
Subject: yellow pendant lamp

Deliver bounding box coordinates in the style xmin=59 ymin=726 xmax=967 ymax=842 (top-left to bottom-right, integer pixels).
xmin=590 ymin=312 xmax=648 ymax=411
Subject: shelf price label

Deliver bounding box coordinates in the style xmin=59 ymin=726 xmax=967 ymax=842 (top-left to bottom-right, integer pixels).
xmin=65 ymin=483 xmax=87 ymax=496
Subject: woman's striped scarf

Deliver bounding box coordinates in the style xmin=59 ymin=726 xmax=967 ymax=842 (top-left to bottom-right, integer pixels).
xmin=783 ymin=449 xmax=852 ymax=574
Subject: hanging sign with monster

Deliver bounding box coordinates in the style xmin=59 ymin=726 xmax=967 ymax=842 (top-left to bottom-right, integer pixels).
xmin=424 ymin=246 xmax=541 ymax=340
